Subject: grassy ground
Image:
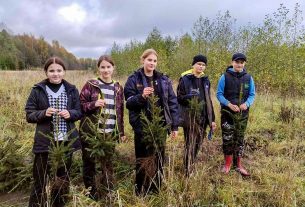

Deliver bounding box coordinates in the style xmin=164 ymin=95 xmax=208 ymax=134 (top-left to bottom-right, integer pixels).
xmin=0 ymin=70 xmax=304 ymax=206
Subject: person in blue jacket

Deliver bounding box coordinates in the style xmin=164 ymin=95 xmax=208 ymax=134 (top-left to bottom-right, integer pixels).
xmin=177 ymin=54 xmax=216 ymax=176
xmin=216 ymin=53 xmax=255 ymax=176
xmin=124 ymin=48 xmax=179 ymax=195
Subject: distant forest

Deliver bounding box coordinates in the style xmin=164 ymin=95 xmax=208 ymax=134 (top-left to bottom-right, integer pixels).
xmin=1 ymin=4 xmax=304 ymax=95
xmin=0 ymin=27 xmax=96 ymax=70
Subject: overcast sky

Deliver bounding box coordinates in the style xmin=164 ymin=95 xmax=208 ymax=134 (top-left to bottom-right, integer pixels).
xmin=1 ymin=0 xmax=304 ymax=58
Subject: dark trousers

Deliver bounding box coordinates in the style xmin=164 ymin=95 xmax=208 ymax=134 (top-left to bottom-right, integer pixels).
xmin=134 ymin=131 xmax=165 ymax=195
xmin=221 ymin=110 xmax=248 ymax=157
xmin=82 ymin=137 xmax=115 ymax=200
xmin=82 ymin=141 xmax=97 ymax=199
xmin=183 ymin=124 xmax=206 ymax=176
xmin=28 ymin=152 xmax=72 ymax=207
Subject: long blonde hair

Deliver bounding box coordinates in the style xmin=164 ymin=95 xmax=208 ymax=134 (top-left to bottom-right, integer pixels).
xmin=140 ymin=48 xmax=158 ymax=64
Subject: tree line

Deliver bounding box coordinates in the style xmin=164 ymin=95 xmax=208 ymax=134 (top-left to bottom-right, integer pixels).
xmin=0 ymin=29 xmax=97 ymax=70
xmin=111 ymin=4 xmax=305 ymax=95
xmin=0 ymin=3 xmax=304 ymax=95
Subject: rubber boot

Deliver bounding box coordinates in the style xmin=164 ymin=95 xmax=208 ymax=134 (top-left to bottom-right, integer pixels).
xmin=236 ymin=156 xmax=250 ymax=176
xmin=233 ymin=154 xmax=238 ymax=169
xmin=222 ymin=155 xmax=233 ymax=174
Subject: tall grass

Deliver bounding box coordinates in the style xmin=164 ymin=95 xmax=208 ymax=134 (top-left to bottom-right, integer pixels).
xmin=0 ymin=70 xmax=305 ymax=206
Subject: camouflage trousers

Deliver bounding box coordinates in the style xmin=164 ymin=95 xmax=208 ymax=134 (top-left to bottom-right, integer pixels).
xmin=221 ymin=110 xmax=249 ymax=156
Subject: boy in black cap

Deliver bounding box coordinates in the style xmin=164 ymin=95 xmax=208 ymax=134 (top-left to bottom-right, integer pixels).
xmin=216 ymin=52 xmax=255 ymax=176
xmin=177 ymin=54 xmax=216 ymax=176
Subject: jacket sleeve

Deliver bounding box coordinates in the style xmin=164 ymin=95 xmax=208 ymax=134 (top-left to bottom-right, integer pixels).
xmin=67 ymin=88 xmax=82 ymax=122
xmin=168 ymin=79 xmax=179 ymax=131
xmin=216 ymin=74 xmax=229 ymax=106
xmin=177 ymin=77 xmax=190 ymax=106
xmin=25 ymin=88 xmax=50 ymax=123
xmin=80 ymin=82 xmax=99 ymax=114
xmin=118 ymin=85 xmax=125 ymax=136
xmin=207 ymin=80 xmax=216 ymax=123
xmin=124 ymin=75 xmax=147 ymax=110
xmin=245 ymin=76 xmax=256 ymax=107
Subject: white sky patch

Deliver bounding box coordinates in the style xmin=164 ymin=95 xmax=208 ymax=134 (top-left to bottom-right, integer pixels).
xmin=57 ymin=3 xmax=86 ymax=24
xmin=69 ymin=46 xmax=109 ymax=58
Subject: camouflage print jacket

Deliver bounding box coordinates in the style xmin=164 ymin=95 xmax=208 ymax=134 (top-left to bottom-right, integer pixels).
xmin=79 ymin=78 xmax=125 ymax=140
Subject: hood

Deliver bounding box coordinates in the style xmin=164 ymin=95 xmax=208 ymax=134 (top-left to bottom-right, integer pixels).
xmin=181 ymin=69 xmax=206 ymax=78
xmin=225 ymin=66 xmax=247 ymax=77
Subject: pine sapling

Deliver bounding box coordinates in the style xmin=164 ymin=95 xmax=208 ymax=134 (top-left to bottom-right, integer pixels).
xmin=138 ymin=94 xmax=169 ymax=192
xmin=222 ymin=83 xmax=248 ymax=152
xmin=81 ymin=92 xmax=118 ymax=202
xmin=184 ymin=96 xmax=205 ymax=176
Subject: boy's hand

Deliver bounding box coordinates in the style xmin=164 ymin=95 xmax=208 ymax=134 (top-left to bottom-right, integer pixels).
xmin=120 ymin=136 xmax=127 ymax=142
xmin=190 ymin=89 xmax=200 ymax=96
xmin=239 ymin=103 xmax=248 ymax=111
xmin=228 ymin=103 xmax=240 ymax=112
xmin=184 ymin=90 xmax=200 ymax=100
xmin=211 ymin=122 xmax=217 ymax=132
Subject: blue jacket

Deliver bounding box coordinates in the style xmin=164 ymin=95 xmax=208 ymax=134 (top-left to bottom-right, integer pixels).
xmin=217 ymin=67 xmax=255 ymax=108
xmin=124 ymin=68 xmax=179 ymax=133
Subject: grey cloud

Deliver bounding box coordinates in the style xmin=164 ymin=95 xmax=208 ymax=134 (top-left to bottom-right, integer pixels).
xmin=1 ymin=0 xmax=304 ymax=58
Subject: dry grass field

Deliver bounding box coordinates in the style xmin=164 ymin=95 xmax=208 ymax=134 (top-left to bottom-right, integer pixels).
xmin=0 ymin=70 xmax=305 ymax=206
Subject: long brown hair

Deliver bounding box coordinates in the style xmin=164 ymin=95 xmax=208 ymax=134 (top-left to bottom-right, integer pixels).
xmin=44 ymin=56 xmax=66 ymax=71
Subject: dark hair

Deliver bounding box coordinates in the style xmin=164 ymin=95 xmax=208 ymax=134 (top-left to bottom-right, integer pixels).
xmin=44 ymin=56 xmax=66 ymax=71
xmin=97 ymin=55 xmax=115 ymax=67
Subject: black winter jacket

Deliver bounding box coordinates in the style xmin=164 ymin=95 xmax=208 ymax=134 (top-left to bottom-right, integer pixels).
xmin=177 ymin=72 xmax=215 ymax=128
xmin=223 ymin=68 xmax=251 ymax=108
xmin=124 ymin=68 xmax=179 ymax=133
xmin=25 ymin=79 xmax=82 ymax=153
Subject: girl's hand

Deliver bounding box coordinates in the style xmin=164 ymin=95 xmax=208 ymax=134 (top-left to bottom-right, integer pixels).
xmin=95 ymin=99 xmax=105 ymax=107
xmin=58 ymin=110 xmax=70 ymax=119
xmin=142 ymin=87 xmax=154 ymax=98
xmin=45 ymin=107 xmax=58 ymax=117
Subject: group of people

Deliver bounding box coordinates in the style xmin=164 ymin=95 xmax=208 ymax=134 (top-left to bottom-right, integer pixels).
xmin=25 ymin=48 xmax=255 ymax=206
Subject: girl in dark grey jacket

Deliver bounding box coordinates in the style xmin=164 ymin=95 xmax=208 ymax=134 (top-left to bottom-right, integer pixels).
xmin=25 ymin=56 xmax=82 ymax=207
xmin=124 ymin=49 xmax=179 ymax=195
